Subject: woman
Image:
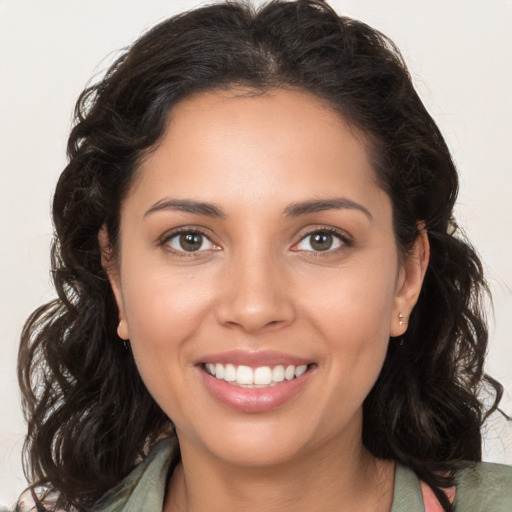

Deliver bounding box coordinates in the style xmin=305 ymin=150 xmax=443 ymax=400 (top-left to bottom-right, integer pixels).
xmin=17 ymin=0 xmax=511 ymax=511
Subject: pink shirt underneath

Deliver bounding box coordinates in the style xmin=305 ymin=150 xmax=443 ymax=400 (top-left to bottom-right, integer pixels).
xmin=420 ymin=481 xmax=456 ymax=511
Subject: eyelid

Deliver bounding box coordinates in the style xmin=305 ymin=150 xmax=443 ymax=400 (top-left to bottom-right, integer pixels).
xmin=159 ymin=226 xmax=221 ymax=254
xmin=292 ymin=226 xmax=353 ymax=252
xmin=158 ymin=225 xmax=351 ymax=255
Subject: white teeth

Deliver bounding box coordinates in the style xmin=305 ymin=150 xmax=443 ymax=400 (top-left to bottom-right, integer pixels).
xmin=215 ymin=363 xmax=224 ymax=379
xmin=272 ymin=365 xmax=285 ymax=382
xmin=295 ymin=365 xmax=307 ymax=377
xmin=236 ymin=365 xmax=254 ymax=385
xmin=254 ymin=366 xmax=272 ymax=385
xmin=284 ymin=365 xmax=295 ymax=380
xmin=224 ymin=363 xmax=236 ymax=382
xmin=205 ymin=362 xmax=310 ymax=387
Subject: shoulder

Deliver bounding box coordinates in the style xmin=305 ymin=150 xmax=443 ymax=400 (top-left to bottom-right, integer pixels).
xmin=93 ymin=437 xmax=179 ymax=512
xmin=453 ymin=461 xmax=512 ymax=511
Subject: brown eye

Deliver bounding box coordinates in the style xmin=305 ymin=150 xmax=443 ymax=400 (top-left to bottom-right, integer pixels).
xmin=295 ymin=230 xmax=344 ymax=252
xmin=310 ymin=233 xmax=333 ymax=251
xmin=167 ymin=231 xmax=215 ymax=252
xmin=180 ymin=233 xmax=203 ymax=251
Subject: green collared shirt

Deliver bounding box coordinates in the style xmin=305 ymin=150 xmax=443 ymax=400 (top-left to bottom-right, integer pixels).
xmin=95 ymin=438 xmax=512 ymax=512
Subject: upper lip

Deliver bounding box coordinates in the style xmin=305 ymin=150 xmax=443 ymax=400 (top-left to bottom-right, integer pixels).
xmin=197 ymin=349 xmax=313 ymax=368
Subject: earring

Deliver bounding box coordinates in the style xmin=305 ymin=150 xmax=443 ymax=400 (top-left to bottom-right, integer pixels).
xmin=117 ymin=320 xmax=130 ymax=351
xmin=398 ymin=313 xmax=406 ymax=326
xmin=117 ymin=319 xmax=130 ymax=345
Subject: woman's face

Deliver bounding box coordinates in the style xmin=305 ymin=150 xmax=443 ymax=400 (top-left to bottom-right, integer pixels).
xmin=108 ymin=88 xmax=427 ymax=467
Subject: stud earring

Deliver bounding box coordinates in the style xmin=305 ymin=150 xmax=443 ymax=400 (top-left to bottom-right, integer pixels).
xmin=398 ymin=313 xmax=406 ymax=326
xmin=117 ymin=320 xmax=130 ymax=351
xmin=117 ymin=319 xmax=129 ymax=341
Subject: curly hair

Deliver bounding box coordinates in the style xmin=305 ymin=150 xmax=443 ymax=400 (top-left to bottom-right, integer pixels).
xmin=18 ymin=1 xmax=502 ymax=510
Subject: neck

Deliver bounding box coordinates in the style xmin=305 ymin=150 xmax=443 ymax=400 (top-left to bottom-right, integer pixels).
xmin=164 ymin=427 xmax=394 ymax=512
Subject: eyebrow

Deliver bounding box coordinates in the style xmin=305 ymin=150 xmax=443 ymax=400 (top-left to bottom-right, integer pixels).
xmin=144 ymin=197 xmax=372 ymax=220
xmin=283 ymin=198 xmax=372 ymax=219
xmin=144 ymin=199 xmax=226 ymax=218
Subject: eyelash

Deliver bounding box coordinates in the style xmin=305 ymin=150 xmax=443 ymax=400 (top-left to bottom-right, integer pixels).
xmin=294 ymin=227 xmax=352 ymax=254
xmin=159 ymin=226 xmax=352 ymax=256
xmin=160 ymin=228 xmax=216 ymax=258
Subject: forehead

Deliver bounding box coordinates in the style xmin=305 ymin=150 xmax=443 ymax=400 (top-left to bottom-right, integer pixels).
xmin=126 ymin=88 xmax=387 ymax=218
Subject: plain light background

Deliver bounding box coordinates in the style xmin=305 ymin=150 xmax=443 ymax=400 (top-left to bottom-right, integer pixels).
xmin=1 ymin=0 xmax=511 ymax=507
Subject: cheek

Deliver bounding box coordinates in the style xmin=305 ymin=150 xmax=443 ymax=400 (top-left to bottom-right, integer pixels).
xmin=318 ymin=289 xmax=391 ymax=390
xmin=119 ymin=271 xmax=216 ymax=428
xmin=119 ymin=266 xmax=214 ymax=382
xmin=123 ymin=258 xmax=212 ymax=331
xmin=310 ymin=281 xmax=393 ymax=426
xmin=304 ymin=258 xmax=398 ymax=341
xmin=300 ymin=258 xmax=397 ymax=391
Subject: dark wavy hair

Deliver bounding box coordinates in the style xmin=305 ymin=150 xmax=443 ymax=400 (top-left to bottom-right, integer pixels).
xmin=18 ymin=1 xmax=503 ymax=510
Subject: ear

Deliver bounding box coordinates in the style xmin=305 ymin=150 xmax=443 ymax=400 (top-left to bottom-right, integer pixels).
xmin=390 ymin=228 xmax=430 ymax=337
xmin=98 ymin=226 xmax=130 ymax=340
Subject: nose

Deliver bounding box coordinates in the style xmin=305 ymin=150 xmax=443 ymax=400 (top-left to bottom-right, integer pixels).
xmin=215 ymin=251 xmax=296 ymax=334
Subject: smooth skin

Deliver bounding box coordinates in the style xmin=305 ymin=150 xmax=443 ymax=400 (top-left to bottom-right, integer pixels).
xmin=102 ymin=88 xmax=429 ymax=512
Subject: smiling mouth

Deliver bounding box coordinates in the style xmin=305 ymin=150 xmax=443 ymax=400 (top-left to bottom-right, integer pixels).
xmin=202 ymin=363 xmax=315 ymax=388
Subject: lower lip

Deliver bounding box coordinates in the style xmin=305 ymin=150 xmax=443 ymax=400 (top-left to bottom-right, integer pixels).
xmin=199 ymin=367 xmax=312 ymax=413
